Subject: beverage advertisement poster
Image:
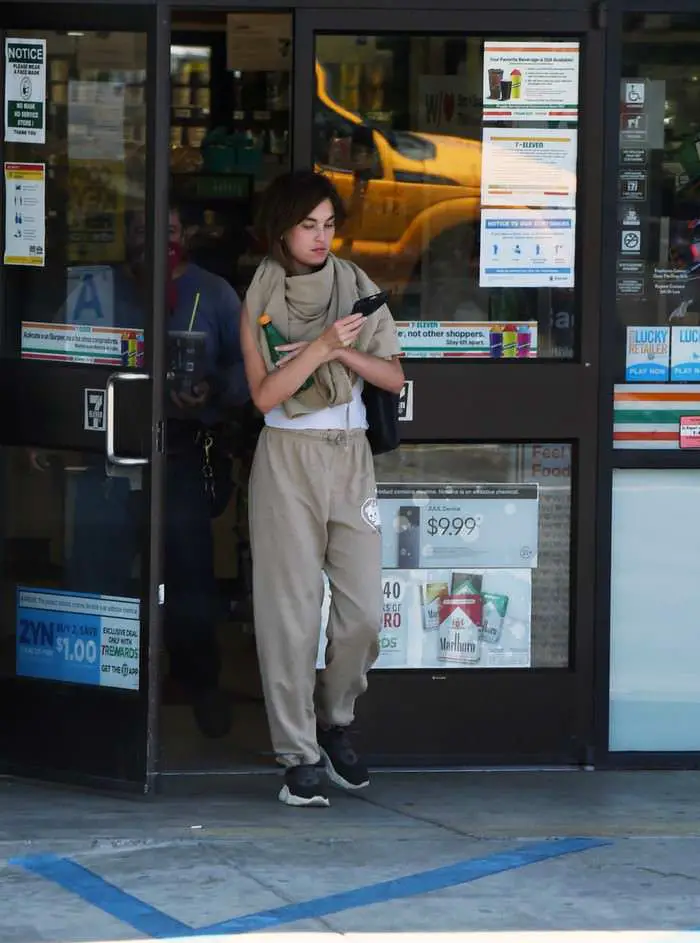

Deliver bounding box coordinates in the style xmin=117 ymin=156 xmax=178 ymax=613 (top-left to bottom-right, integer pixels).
xmin=395 ymin=321 xmax=538 ymax=359
xmin=479 ymin=209 xmax=576 ymax=288
xmin=483 ymin=42 xmax=579 ymax=122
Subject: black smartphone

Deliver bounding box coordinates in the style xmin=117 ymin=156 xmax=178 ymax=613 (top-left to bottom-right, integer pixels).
xmin=351 ymin=290 xmax=389 ymax=317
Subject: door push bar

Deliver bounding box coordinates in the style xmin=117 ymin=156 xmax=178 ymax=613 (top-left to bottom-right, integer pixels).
xmin=105 ymin=371 xmax=150 ymax=467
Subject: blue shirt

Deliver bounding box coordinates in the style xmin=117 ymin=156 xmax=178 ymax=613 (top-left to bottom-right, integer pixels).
xmin=164 ymin=264 xmax=249 ymax=425
xmin=71 ymin=262 xmax=249 ymax=426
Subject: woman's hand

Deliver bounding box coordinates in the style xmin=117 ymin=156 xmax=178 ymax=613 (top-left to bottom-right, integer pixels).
xmin=275 ymin=341 xmax=310 ymax=367
xmin=315 ymin=313 xmax=365 ymax=359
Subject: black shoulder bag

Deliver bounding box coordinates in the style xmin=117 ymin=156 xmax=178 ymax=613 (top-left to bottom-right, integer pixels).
xmin=351 ymin=291 xmax=401 ymax=456
xmin=362 ymin=383 xmax=400 ymax=455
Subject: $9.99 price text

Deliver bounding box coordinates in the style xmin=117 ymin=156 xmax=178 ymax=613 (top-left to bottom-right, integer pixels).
xmin=424 ymin=515 xmax=482 ymax=540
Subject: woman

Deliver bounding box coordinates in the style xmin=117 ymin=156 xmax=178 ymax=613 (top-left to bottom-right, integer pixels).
xmin=240 ymin=170 xmax=404 ymax=807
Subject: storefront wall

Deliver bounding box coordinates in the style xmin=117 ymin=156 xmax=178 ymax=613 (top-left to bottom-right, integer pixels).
xmin=598 ymin=2 xmax=700 ymax=767
xmin=0 ymin=0 xmax=647 ymax=789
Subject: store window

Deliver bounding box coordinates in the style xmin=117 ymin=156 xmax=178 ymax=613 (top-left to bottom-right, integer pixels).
xmin=2 ymin=30 xmax=149 ymax=366
xmin=320 ymin=443 xmax=573 ymax=671
xmin=172 ymin=12 xmax=292 ymax=298
xmin=1 ymin=16 xmax=293 ymax=368
xmin=610 ymin=469 xmax=700 ymax=751
xmin=314 ymin=35 xmax=581 ymax=360
xmin=615 ymin=16 xmax=700 ymax=448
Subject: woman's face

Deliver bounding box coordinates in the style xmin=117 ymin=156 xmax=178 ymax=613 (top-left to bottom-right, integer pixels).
xmin=284 ymin=199 xmax=336 ymax=271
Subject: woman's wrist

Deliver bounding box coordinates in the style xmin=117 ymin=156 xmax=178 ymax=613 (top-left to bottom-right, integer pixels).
xmin=310 ymin=335 xmax=333 ymax=362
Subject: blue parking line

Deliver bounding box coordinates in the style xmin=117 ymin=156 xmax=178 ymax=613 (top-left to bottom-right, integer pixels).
xmin=10 ymin=853 xmax=191 ymax=939
xmin=197 ymin=837 xmax=609 ymax=935
xmin=11 ymin=836 xmax=609 ymax=939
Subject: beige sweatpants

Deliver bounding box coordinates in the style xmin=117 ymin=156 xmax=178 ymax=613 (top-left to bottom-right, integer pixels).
xmin=249 ymin=426 xmax=382 ymax=766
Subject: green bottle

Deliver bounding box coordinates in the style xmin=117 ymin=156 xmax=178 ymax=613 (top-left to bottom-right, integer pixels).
xmin=259 ymin=313 xmax=313 ymax=391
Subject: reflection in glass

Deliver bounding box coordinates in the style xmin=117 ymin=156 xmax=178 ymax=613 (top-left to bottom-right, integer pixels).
xmin=314 ymin=35 xmax=579 ymax=359
xmin=2 ymin=30 xmax=148 ymax=366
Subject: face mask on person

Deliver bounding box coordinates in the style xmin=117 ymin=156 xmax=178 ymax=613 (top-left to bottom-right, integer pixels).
xmin=167 ymin=241 xmax=184 ymax=312
xmin=168 ymin=240 xmax=184 ymax=275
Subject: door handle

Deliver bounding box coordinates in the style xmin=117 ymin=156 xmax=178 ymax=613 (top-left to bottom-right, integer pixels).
xmin=105 ymin=371 xmax=150 ymax=467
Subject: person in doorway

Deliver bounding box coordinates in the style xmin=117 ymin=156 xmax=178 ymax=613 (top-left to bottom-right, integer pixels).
xmin=240 ymin=171 xmax=404 ymax=807
xmin=126 ymin=205 xmax=250 ymax=735
xmin=37 ymin=205 xmax=249 ymax=738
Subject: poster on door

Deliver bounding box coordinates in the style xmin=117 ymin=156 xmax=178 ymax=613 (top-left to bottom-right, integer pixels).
xmin=21 ymin=322 xmax=144 ymax=366
xmin=4 ymin=162 xmax=45 ymax=267
xmin=317 ymin=568 xmax=532 ymax=670
xmin=16 ymin=587 xmax=140 ymax=690
xmin=379 ymin=483 xmax=539 ymax=570
xmin=479 ymin=209 xmax=576 ymax=288
xmin=481 ymin=128 xmax=578 ymax=208
xmin=4 ymin=38 xmax=46 ymax=143
xmin=395 ymin=320 xmax=538 ymax=359
xmin=483 ymin=41 xmax=579 ymax=122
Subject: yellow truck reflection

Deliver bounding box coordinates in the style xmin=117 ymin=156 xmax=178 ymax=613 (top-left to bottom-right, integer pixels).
xmin=314 ymin=62 xmax=483 ymax=319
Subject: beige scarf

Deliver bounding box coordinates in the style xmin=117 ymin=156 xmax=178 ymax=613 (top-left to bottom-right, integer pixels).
xmin=245 ymin=254 xmax=401 ymax=418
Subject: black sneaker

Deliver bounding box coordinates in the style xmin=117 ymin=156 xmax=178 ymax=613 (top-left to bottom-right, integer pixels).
xmin=279 ymin=763 xmax=330 ymax=808
xmin=318 ymin=725 xmax=370 ymax=791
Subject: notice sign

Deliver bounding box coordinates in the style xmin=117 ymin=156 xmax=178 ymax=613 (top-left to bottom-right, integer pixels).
xmin=680 ymin=416 xmax=700 ymax=449
xmin=21 ymin=322 xmax=144 ymax=367
xmin=378 ymin=483 xmax=539 ymax=570
xmin=481 ymin=128 xmax=578 ymax=208
xmin=396 ymin=320 xmax=538 ymax=359
xmin=4 ymin=163 xmax=45 ymax=267
xmin=5 ymin=38 xmax=46 ymax=143
xmin=16 ymin=588 xmax=140 ymax=690
xmin=483 ymin=41 xmax=579 ymax=122
xmin=479 ymin=209 xmax=575 ymax=288
xmin=625 ymin=326 xmax=670 ymax=382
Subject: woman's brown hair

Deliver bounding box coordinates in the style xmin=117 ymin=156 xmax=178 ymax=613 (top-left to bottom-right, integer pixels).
xmin=255 ymin=170 xmax=347 ymax=268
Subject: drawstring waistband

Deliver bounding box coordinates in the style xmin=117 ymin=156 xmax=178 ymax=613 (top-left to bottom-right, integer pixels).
xmin=263 ymin=426 xmax=366 ymax=447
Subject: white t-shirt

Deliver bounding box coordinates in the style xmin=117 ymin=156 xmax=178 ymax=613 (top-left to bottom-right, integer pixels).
xmin=264 ymin=380 xmax=367 ymax=431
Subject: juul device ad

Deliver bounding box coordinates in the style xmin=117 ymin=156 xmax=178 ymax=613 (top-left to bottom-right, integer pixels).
xmin=318 ymin=484 xmax=538 ymax=671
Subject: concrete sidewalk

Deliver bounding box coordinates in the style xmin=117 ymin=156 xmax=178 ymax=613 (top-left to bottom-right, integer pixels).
xmin=2 ymin=770 xmax=700 ymax=941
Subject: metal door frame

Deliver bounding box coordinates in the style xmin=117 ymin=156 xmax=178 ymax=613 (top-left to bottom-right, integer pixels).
xmin=595 ymin=0 xmax=700 ymax=769
xmin=291 ymin=6 xmax=604 ymax=764
xmin=0 ymin=0 xmax=171 ymax=791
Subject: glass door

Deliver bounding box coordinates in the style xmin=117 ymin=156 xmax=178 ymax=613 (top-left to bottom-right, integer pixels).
xmin=0 ymin=5 xmax=169 ymax=789
xmin=296 ymin=8 xmax=604 ymax=764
